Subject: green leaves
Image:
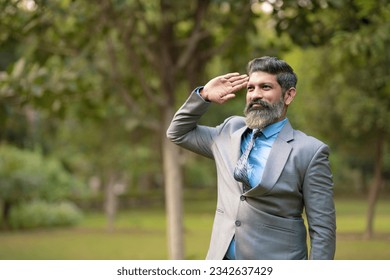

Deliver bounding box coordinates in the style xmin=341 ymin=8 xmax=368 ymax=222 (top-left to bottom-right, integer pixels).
xmin=0 ymin=144 xmax=87 ymax=203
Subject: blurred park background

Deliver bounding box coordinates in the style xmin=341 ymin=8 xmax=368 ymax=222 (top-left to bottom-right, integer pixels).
xmin=0 ymin=0 xmax=389 ymax=260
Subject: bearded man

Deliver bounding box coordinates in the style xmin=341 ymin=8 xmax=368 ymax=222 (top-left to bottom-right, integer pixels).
xmin=167 ymin=56 xmax=336 ymax=260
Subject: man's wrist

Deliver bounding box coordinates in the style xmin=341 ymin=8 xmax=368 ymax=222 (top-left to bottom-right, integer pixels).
xmin=195 ymin=86 xmax=210 ymax=102
xmin=199 ymin=88 xmax=210 ymax=102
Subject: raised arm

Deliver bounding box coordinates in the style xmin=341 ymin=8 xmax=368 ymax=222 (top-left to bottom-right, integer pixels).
xmin=166 ymin=72 xmax=248 ymax=158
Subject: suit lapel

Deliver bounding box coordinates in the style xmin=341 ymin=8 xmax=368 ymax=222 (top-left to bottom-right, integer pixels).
xmin=231 ymin=126 xmax=248 ymax=162
xmin=245 ymin=120 xmax=294 ymax=196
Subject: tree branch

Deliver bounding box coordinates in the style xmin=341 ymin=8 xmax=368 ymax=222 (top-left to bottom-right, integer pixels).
xmin=98 ymin=0 xmax=143 ymax=114
xmin=174 ymin=0 xmax=211 ymax=73
xmin=201 ymin=3 xmax=252 ymax=60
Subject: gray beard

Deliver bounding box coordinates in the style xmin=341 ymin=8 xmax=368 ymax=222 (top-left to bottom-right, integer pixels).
xmin=244 ymin=98 xmax=284 ymax=130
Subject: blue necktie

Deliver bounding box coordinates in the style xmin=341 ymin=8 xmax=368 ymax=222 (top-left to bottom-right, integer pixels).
xmin=234 ymin=129 xmax=261 ymax=190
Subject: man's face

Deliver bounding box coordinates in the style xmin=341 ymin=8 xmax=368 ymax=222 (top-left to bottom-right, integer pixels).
xmin=244 ymin=71 xmax=287 ymax=130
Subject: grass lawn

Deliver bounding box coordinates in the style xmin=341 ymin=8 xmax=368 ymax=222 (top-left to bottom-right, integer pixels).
xmin=0 ymin=196 xmax=389 ymax=260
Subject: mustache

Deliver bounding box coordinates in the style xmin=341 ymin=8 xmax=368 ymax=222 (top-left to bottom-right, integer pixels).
xmin=247 ymin=99 xmax=271 ymax=110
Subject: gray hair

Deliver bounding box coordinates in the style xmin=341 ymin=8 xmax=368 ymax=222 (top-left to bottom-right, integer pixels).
xmin=247 ymin=56 xmax=297 ymax=92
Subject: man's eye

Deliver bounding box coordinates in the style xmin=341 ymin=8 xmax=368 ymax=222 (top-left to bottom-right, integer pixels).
xmin=262 ymin=85 xmax=271 ymax=89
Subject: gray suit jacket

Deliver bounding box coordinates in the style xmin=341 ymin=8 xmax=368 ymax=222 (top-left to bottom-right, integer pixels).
xmin=167 ymin=91 xmax=336 ymax=260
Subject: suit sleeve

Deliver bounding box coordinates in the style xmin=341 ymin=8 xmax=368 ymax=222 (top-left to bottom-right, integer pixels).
xmin=166 ymin=91 xmax=217 ymax=159
xmin=303 ymin=144 xmax=336 ymax=260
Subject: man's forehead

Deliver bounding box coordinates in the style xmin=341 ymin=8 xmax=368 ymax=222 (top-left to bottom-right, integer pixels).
xmin=248 ymin=71 xmax=278 ymax=83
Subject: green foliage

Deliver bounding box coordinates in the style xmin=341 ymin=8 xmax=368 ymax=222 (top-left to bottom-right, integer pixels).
xmin=0 ymin=55 xmax=104 ymax=119
xmin=322 ymin=6 xmax=389 ymax=143
xmin=8 ymin=200 xmax=82 ymax=230
xmin=0 ymin=144 xmax=88 ymax=203
xmin=283 ymin=1 xmax=390 ymax=185
xmin=184 ymin=153 xmax=216 ymax=189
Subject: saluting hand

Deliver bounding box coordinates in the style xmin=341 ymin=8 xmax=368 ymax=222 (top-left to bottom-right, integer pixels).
xmin=200 ymin=72 xmax=249 ymax=104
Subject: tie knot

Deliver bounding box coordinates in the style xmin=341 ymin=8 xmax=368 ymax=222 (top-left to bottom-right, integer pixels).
xmin=252 ymin=129 xmax=262 ymax=139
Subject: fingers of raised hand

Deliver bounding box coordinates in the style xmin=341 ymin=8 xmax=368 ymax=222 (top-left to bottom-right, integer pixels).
xmin=203 ymin=73 xmax=248 ymax=104
xmin=217 ymin=93 xmax=236 ymax=104
xmin=213 ymin=74 xmax=246 ymax=103
xmin=224 ymin=73 xmax=249 ymax=91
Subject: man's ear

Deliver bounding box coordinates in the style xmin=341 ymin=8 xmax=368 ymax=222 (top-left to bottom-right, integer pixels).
xmin=284 ymin=87 xmax=296 ymax=105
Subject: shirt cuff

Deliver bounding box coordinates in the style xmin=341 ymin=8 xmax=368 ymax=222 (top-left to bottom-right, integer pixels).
xmin=194 ymin=86 xmax=209 ymax=102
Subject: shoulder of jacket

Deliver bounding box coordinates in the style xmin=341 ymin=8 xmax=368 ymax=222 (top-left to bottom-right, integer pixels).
xmin=292 ymin=129 xmax=330 ymax=155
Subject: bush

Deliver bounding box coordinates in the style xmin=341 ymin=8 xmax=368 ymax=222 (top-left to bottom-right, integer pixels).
xmin=0 ymin=144 xmax=89 ymax=203
xmin=9 ymin=200 xmax=83 ymax=230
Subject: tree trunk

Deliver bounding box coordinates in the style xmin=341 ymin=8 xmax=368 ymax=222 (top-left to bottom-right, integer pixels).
xmin=1 ymin=200 xmax=11 ymax=230
xmin=364 ymin=134 xmax=384 ymax=239
xmin=105 ymin=174 xmax=118 ymax=233
xmin=162 ymin=106 xmax=184 ymax=259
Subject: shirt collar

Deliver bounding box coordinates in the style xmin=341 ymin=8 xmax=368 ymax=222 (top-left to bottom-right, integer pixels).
xmin=260 ymin=118 xmax=288 ymax=139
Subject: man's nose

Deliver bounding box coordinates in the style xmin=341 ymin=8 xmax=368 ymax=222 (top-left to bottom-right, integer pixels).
xmin=250 ymin=87 xmax=263 ymax=100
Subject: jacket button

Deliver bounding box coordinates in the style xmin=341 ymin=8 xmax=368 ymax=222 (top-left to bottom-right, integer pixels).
xmin=235 ymin=220 xmax=241 ymax=227
xmin=240 ymin=195 xmax=246 ymax=201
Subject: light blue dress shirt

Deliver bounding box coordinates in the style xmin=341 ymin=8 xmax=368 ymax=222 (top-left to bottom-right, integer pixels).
xmin=245 ymin=118 xmax=288 ymax=188
xmin=225 ymin=118 xmax=288 ymax=260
